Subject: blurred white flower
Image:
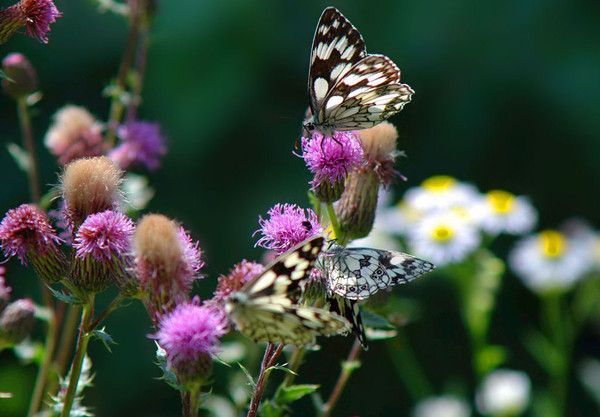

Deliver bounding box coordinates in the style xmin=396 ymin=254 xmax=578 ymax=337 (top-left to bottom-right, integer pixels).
xmin=561 ymin=219 xmax=600 ymax=271
xmin=407 ymin=211 xmax=481 ymax=266
xmin=404 ymin=175 xmax=480 ymax=212
xmin=472 ymin=190 xmax=537 ymax=236
xmin=509 ymin=230 xmax=593 ymax=293
xmin=378 ymin=202 xmax=423 ymax=235
xmin=476 ymin=369 xmax=531 ymax=416
xmin=413 ymin=395 xmax=471 ymax=417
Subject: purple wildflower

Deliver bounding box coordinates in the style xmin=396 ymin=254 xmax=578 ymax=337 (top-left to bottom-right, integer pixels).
xmin=109 ymin=121 xmax=167 ymax=171
xmin=301 ymin=131 xmax=364 ymax=188
xmin=213 ymin=260 xmax=263 ymax=302
xmin=74 ymin=211 xmax=135 ymax=262
xmin=0 ymin=0 xmax=61 ymax=44
xmin=155 ymin=300 xmax=226 ymax=383
xmin=255 ymin=204 xmax=323 ymax=254
xmin=177 ymin=226 xmax=204 ymax=281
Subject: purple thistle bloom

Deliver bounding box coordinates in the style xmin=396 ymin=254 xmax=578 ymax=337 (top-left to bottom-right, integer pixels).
xmin=255 ymin=204 xmax=323 ymax=254
xmin=109 ymin=121 xmax=167 ymax=171
xmin=0 ymin=204 xmax=61 ymax=264
xmin=177 ymin=226 xmax=204 ymax=284
xmin=301 ymin=131 xmax=364 ymax=187
xmin=155 ymin=300 xmax=226 ymax=383
xmin=213 ymin=260 xmax=263 ymax=302
xmin=20 ymin=0 xmax=61 ymax=43
xmin=74 ymin=211 xmax=135 ymax=262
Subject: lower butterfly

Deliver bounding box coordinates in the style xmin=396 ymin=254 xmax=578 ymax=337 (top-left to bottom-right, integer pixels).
xmin=225 ymin=235 xmax=350 ymax=346
xmin=317 ymin=245 xmax=435 ymax=349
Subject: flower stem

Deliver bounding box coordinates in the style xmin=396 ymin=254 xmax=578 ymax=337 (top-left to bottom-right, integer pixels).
xmin=60 ymin=296 xmax=95 ymax=417
xmin=282 ymin=347 xmax=306 ymax=387
xmin=320 ymin=338 xmax=362 ymax=417
xmin=16 ymin=97 xmax=41 ymax=203
xmin=326 ymin=202 xmax=343 ymax=244
xmin=181 ymin=385 xmax=200 ymax=417
xmin=247 ymin=343 xmax=284 ymax=417
xmin=87 ymin=293 xmax=125 ymax=331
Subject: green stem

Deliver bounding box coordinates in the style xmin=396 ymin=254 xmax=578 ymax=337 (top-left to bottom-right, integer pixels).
xmin=60 ymin=296 xmax=95 ymax=417
xmin=181 ymin=386 xmax=200 ymax=417
xmin=326 ymin=202 xmax=343 ymax=244
xmin=55 ymin=305 xmax=82 ymax=377
xmin=16 ymin=97 xmax=41 ymax=203
xmin=385 ymin=329 xmax=433 ymax=401
xmin=26 ymin=310 xmax=57 ymax=417
xmin=320 ymin=338 xmax=361 ymax=417
xmin=87 ymin=293 xmax=125 ymax=331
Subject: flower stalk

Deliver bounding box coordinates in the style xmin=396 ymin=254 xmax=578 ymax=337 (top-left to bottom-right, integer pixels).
xmin=247 ymin=343 xmax=284 ymax=417
xmin=26 ymin=309 xmax=56 ymax=417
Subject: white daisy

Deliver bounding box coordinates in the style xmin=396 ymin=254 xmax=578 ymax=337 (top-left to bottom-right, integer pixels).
xmin=472 ymin=190 xmax=537 ymax=236
xmin=476 ymin=369 xmax=531 ymax=416
xmin=407 ymin=211 xmax=481 ymax=267
xmin=404 ymin=175 xmax=480 ymax=213
xmin=377 ymin=201 xmax=424 ymax=235
xmin=509 ymin=230 xmax=593 ymax=293
xmin=413 ymin=395 xmax=471 ymax=417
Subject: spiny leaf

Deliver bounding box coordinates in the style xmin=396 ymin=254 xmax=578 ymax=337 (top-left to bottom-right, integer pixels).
xmin=91 ymin=328 xmax=116 ymax=353
xmin=237 ymin=362 xmax=256 ymax=389
xmin=47 ymin=286 xmax=84 ymax=305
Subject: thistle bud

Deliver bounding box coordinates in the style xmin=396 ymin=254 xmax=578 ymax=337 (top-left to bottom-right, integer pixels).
xmin=0 ymin=0 xmax=61 ymax=44
xmin=45 ymin=106 xmax=106 ymax=166
xmin=336 ymin=122 xmax=401 ymax=240
xmin=134 ymin=215 xmax=203 ymax=322
xmin=0 ymin=298 xmax=35 ymax=346
xmin=0 ymin=204 xmax=67 ymax=284
xmin=0 ymin=268 xmax=11 ymax=313
xmin=1 ymin=53 xmax=37 ymax=99
xmin=70 ymin=210 xmax=135 ymax=293
xmin=61 ymin=157 xmax=123 ymax=229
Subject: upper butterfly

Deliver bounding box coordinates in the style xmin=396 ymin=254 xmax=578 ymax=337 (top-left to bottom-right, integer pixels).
xmin=303 ymin=7 xmax=414 ymax=136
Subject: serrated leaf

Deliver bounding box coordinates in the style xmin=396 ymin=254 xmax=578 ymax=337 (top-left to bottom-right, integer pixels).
xmin=237 ymin=362 xmax=256 ymax=389
xmin=275 ymin=384 xmax=319 ymax=405
xmin=47 ymin=286 xmax=83 ymax=305
xmin=361 ymin=310 xmax=395 ymax=330
xmin=155 ymin=343 xmax=181 ymax=391
xmin=6 ymin=143 xmax=30 ymax=172
xmin=91 ymin=328 xmax=116 ymax=352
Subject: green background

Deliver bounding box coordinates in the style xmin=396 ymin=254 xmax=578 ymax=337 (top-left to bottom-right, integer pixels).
xmin=1 ymin=0 xmax=599 ymax=416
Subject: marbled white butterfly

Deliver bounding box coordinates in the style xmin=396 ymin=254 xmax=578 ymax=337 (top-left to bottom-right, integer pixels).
xmin=225 ymin=235 xmax=350 ymax=346
xmin=303 ymin=7 xmax=414 ymax=135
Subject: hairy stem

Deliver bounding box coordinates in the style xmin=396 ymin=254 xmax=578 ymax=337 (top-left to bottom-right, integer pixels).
xmin=60 ymin=296 xmax=94 ymax=417
xmin=247 ymin=343 xmax=284 ymax=417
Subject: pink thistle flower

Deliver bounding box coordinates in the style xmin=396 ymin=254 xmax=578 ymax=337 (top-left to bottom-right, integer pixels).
xmin=0 ymin=0 xmax=61 ymax=44
xmin=155 ymin=300 xmax=226 ymax=384
xmin=301 ymin=131 xmax=364 ymax=188
xmin=177 ymin=226 xmax=204 ymax=282
xmin=255 ymin=204 xmax=323 ymax=254
xmin=213 ymin=260 xmax=263 ymax=302
xmin=109 ymin=121 xmax=167 ymax=171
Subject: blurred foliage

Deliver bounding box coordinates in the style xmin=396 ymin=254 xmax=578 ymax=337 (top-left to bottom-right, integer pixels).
xmin=1 ymin=0 xmax=600 ymax=416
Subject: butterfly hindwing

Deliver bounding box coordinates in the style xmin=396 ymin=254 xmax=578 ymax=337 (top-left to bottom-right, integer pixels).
xmin=329 ymin=295 xmax=368 ymax=349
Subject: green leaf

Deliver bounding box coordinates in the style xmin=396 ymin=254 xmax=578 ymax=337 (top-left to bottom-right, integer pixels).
xmin=155 ymin=343 xmax=181 ymax=391
xmin=237 ymin=362 xmax=256 ymax=389
xmin=6 ymin=143 xmax=30 ymax=172
xmin=91 ymin=328 xmax=117 ymax=352
xmin=258 ymin=400 xmax=282 ymax=417
xmin=524 ymin=330 xmax=565 ymax=375
xmin=265 ymin=364 xmax=296 ymax=376
xmin=46 ymin=286 xmax=84 ymax=305
xmin=361 ymin=310 xmax=395 ymax=330
xmin=475 ymin=345 xmax=507 ymax=375
xmin=274 ymin=384 xmax=319 ymax=405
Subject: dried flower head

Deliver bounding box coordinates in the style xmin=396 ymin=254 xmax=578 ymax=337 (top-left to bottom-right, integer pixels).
xmin=0 ymin=298 xmax=35 ymax=347
xmin=134 ymin=214 xmax=203 ymax=322
xmin=0 ymin=0 xmax=61 ymax=44
xmin=155 ymin=301 xmax=226 ymax=385
xmin=109 ymin=121 xmax=167 ymax=171
xmin=213 ymin=260 xmax=263 ymax=302
xmin=1 ymin=53 xmax=37 ymax=99
xmin=61 ymin=157 xmax=123 ymax=228
xmin=255 ymin=204 xmax=323 ymax=254
xmin=45 ymin=105 xmax=106 ymax=166
xmin=0 ymin=204 xmax=66 ymax=284
xmin=70 ymin=210 xmax=135 ymax=293
xmin=358 ymin=121 xmax=401 ymax=186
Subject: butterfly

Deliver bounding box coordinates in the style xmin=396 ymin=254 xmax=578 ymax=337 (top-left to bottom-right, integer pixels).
xmin=316 ymin=245 xmax=435 ymax=349
xmin=225 ymin=235 xmax=350 ymax=346
xmin=303 ymin=7 xmax=414 ymax=136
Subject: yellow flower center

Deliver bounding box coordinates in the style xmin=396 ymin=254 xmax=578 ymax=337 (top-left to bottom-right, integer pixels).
xmin=539 ymin=230 xmax=566 ymax=258
xmin=422 ymin=175 xmax=456 ymax=193
xmin=431 ymin=224 xmax=454 ymax=242
xmin=486 ymin=190 xmax=515 ymax=214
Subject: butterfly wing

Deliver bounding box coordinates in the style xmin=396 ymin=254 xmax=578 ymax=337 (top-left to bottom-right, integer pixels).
xmin=308 ymin=7 xmax=366 ymax=119
xmin=329 ymin=295 xmax=368 ymax=349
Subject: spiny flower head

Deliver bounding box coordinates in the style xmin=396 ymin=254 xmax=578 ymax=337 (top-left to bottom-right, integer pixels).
xmin=0 ymin=0 xmax=61 ymax=44
xmin=1 ymin=53 xmax=37 ymax=99
xmin=155 ymin=300 xmax=226 ymax=384
xmin=255 ymin=204 xmax=322 ymax=254
xmin=213 ymin=260 xmax=263 ymax=302
xmin=74 ymin=211 xmax=135 ymax=262
xmin=109 ymin=121 xmax=167 ymax=171
xmin=301 ymin=131 xmax=364 ymax=188
xmin=357 ymin=121 xmax=402 ymax=186
xmin=45 ymin=105 xmax=106 ymax=166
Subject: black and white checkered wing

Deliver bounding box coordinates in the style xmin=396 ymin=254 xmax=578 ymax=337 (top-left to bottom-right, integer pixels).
xmin=319 ymin=246 xmax=435 ymax=301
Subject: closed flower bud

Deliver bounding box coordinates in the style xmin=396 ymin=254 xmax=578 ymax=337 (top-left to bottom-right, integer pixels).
xmin=1 ymin=53 xmax=37 ymax=99
xmin=61 ymin=157 xmax=123 ymax=229
xmin=0 ymin=0 xmax=61 ymax=44
xmin=336 ymin=122 xmax=401 ymax=241
xmin=0 ymin=204 xmax=67 ymax=284
xmin=134 ymin=215 xmax=203 ymax=322
xmin=0 ymin=298 xmax=35 ymax=347
xmin=45 ymin=106 xmax=106 ymax=166
xmin=70 ymin=210 xmax=135 ymax=293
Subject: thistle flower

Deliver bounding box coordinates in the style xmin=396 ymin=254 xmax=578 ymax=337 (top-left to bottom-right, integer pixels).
xmin=335 ymin=122 xmax=402 ymax=241
xmin=472 ymin=190 xmax=537 ymax=236
xmin=70 ymin=210 xmax=135 ymax=293
xmin=109 ymin=121 xmax=167 ymax=171
xmin=213 ymin=260 xmax=263 ymax=302
xmin=0 ymin=204 xmax=66 ymax=284
xmin=1 ymin=53 xmax=37 ymax=99
xmin=476 ymin=369 xmax=531 ymax=416
xmin=0 ymin=267 xmax=11 ymax=313
xmin=134 ymin=214 xmax=204 ymax=322
xmin=0 ymin=0 xmax=61 ymax=44
xmin=155 ymin=301 xmax=226 ymax=385
xmin=301 ymin=131 xmax=364 ymax=202
xmin=255 ymin=204 xmax=322 ymax=254
xmin=61 ymin=157 xmax=123 ymax=229
xmin=413 ymin=395 xmax=471 ymax=417
xmin=45 ymin=106 xmax=106 ymax=166
xmin=0 ymin=298 xmax=35 ymax=347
